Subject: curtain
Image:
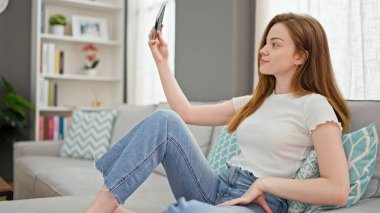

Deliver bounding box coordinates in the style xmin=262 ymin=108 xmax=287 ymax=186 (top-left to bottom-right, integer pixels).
xmin=127 ymin=0 xmax=176 ymax=105
xmin=255 ymin=0 xmax=380 ymax=100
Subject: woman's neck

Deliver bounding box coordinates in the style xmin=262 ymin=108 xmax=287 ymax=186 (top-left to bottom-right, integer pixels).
xmin=274 ymin=83 xmax=291 ymax=95
xmin=274 ymin=73 xmax=293 ymax=94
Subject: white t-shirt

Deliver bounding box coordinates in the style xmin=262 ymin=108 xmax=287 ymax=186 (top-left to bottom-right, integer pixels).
xmin=228 ymin=92 xmax=342 ymax=178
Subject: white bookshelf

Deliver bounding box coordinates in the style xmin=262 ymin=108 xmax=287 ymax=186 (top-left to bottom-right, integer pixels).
xmin=31 ymin=0 xmax=125 ymax=140
xmin=40 ymin=33 xmax=121 ymax=46
xmin=43 ymin=74 xmax=120 ymax=82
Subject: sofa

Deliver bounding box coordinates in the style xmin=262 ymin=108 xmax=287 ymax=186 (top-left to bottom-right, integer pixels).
xmin=0 ymin=100 xmax=379 ymax=213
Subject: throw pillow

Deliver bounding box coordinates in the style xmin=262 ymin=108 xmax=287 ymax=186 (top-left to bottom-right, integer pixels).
xmin=287 ymin=123 xmax=378 ymax=213
xmin=207 ymin=126 xmax=240 ymax=174
xmin=59 ymin=110 xmax=117 ymax=160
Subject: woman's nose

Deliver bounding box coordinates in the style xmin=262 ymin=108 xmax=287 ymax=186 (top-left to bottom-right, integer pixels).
xmin=259 ymin=46 xmax=268 ymax=56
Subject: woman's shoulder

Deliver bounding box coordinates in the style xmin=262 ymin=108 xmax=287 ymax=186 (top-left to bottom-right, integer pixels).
xmin=303 ymin=93 xmax=329 ymax=103
xmin=231 ymin=95 xmax=252 ymax=112
xmin=301 ymin=92 xmax=333 ymax=111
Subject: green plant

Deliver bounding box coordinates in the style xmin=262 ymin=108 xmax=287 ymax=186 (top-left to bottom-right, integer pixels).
xmin=0 ymin=76 xmax=34 ymax=144
xmin=49 ymin=14 xmax=67 ymax=26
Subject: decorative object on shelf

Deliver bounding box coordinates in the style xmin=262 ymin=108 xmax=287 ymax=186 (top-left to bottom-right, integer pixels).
xmin=0 ymin=76 xmax=34 ymax=145
xmin=91 ymin=88 xmax=101 ymax=107
xmin=72 ymin=15 xmax=108 ymax=40
xmin=49 ymin=14 xmax=67 ymax=35
xmin=81 ymin=43 xmax=100 ymax=75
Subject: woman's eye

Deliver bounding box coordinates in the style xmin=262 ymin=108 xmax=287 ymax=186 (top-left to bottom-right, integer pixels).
xmin=272 ymin=43 xmax=279 ymax=48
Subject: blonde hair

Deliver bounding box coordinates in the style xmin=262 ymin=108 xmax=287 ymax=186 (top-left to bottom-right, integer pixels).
xmin=227 ymin=13 xmax=351 ymax=133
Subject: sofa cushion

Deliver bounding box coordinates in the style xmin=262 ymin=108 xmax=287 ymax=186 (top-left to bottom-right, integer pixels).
xmin=14 ymin=156 xmax=92 ymax=198
xmin=207 ymin=126 xmax=240 ymax=174
xmin=288 ymin=123 xmax=378 ymax=212
xmin=325 ymin=198 xmax=380 ymax=212
xmin=59 ymin=110 xmax=117 ymax=159
xmin=34 ymin=167 xmax=103 ymax=197
xmin=110 ymin=105 xmax=156 ymax=146
xmin=348 ymin=101 xmax=380 ymax=199
xmin=125 ymin=172 xmax=175 ymax=212
xmin=0 ymin=195 xmax=96 ymax=213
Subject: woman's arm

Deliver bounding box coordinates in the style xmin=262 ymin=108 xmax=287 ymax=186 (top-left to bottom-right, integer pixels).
xmin=261 ymin=122 xmax=349 ymax=205
xmin=221 ymin=122 xmax=350 ymax=209
xmin=148 ymin=28 xmax=236 ymax=126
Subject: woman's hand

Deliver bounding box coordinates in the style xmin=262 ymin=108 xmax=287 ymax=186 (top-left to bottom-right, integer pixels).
xmin=218 ymin=178 xmax=273 ymax=213
xmin=148 ymin=24 xmax=169 ymax=65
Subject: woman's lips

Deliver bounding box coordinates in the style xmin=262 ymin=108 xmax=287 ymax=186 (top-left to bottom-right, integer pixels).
xmin=260 ymin=59 xmax=269 ymax=64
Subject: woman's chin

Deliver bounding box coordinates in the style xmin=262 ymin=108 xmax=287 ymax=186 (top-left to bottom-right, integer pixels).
xmin=259 ymin=69 xmax=272 ymax=75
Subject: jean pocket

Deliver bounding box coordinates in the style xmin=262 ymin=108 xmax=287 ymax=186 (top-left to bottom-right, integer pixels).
xmin=246 ymin=170 xmax=258 ymax=182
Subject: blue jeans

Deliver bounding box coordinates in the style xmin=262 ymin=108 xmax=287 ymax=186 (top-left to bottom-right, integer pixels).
xmin=95 ymin=109 xmax=288 ymax=213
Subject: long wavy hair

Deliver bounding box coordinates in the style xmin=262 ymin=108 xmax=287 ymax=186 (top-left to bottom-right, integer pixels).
xmin=227 ymin=13 xmax=351 ymax=133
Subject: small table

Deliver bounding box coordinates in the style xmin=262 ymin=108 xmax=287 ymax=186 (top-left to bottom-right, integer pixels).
xmin=0 ymin=177 xmax=13 ymax=201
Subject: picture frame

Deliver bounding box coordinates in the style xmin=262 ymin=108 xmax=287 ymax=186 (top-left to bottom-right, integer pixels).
xmin=72 ymin=15 xmax=108 ymax=40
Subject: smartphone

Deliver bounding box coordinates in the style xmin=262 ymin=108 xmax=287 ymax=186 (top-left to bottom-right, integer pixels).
xmin=154 ymin=3 xmax=167 ymax=39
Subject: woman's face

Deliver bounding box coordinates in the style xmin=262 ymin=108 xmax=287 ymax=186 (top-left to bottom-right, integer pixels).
xmin=259 ymin=23 xmax=300 ymax=76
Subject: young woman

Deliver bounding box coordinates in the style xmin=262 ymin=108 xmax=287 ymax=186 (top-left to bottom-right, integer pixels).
xmin=86 ymin=13 xmax=351 ymax=213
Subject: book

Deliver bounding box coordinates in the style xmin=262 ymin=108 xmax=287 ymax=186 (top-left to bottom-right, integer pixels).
xmin=53 ymin=116 xmax=59 ymax=140
xmin=59 ymin=116 xmax=64 ymax=140
xmin=44 ymin=116 xmax=49 ymax=140
xmin=54 ymin=83 xmax=58 ymax=106
xmin=54 ymin=49 xmax=60 ymax=75
xmin=39 ymin=116 xmax=44 ymax=140
xmin=48 ymin=43 xmax=55 ymax=75
xmin=59 ymin=50 xmax=64 ymax=74
xmin=48 ymin=81 xmax=54 ymax=106
xmin=42 ymin=43 xmax=49 ymax=74
xmin=39 ymin=78 xmax=49 ymax=107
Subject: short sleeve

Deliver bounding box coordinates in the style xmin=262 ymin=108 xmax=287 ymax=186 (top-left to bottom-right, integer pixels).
xmin=303 ymin=94 xmax=343 ymax=134
xmin=232 ymin=95 xmax=252 ymax=112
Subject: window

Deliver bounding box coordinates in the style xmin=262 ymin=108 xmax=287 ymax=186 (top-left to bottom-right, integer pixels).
xmin=255 ymin=0 xmax=380 ymax=100
xmin=127 ymin=0 xmax=176 ymax=105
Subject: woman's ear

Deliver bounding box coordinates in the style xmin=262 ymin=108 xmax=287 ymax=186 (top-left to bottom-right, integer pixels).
xmin=295 ymin=49 xmax=309 ymax=65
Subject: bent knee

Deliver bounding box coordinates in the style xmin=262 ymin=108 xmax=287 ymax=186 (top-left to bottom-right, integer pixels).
xmin=152 ymin=109 xmax=182 ymax=122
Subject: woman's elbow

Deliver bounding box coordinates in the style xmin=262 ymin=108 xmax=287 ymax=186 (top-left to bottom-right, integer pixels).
xmin=334 ymin=185 xmax=350 ymax=206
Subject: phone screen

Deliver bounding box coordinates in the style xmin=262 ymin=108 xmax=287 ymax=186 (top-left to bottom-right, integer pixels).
xmin=154 ymin=3 xmax=166 ymax=38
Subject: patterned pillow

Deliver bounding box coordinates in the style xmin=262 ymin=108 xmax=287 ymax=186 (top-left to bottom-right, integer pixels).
xmin=207 ymin=126 xmax=240 ymax=174
xmin=287 ymin=123 xmax=378 ymax=213
xmin=59 ymin=110 xmax=117 ymax=160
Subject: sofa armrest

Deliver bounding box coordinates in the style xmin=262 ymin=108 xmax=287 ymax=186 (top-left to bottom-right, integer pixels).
xmin=13 ymin=141 xmax=61 ymax=158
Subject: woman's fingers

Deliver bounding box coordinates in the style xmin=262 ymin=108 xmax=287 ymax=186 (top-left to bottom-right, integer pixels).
xmin=218 ymin=197 xmax=247 ymax=206
xmin=148 ymin=40 xmax=156 ymax=47
xmin=218 ymin=196 xmax=273 ymax=213
xmin=148 ymin=26 xmax=157 ymax=41
xmin=259 ymin=200 xmax=272 ymax=213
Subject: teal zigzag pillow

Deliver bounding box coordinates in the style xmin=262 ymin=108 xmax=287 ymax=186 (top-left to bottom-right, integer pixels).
xmin=287 ymin=123 xmax=378 ymax=213
xmin=59 ymin=110 xmax=117 ymax=160
xmin=207 ymin=126 xmax=240 ymax=174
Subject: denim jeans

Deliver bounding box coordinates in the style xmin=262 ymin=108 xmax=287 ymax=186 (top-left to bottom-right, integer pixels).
xmin=95 ymin=109 xmax=288 ymax=213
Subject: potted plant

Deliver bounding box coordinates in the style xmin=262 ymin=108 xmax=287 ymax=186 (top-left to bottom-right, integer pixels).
xmin=81 ymin=43 xmax=100 ymax=75
xmin=0 ymin=76 xmax=34 ymax=145
xmin=49 ymin=14 xmax=67 ymax=35
xmin=0 ymin=76 xmax=34 ymax=182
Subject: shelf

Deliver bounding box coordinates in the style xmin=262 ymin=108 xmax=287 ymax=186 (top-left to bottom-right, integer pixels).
xmin=41 ymin=34 xmax=121 ymax=46
xmin=39 ymin=106 xmax=115 ymax=112
xmin=43 ymin=74 xmax=121 ymax=82
xmin=43 ymin=0 xmax=122 ymax=11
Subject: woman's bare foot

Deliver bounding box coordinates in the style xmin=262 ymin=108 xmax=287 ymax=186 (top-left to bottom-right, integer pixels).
xmin=113 ymin=205 xmax=136 ymax=213
xmin=85 ymin=187 xmax=119 ymax=213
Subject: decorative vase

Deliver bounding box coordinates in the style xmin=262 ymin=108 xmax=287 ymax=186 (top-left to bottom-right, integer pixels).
xmin=83 ymin=68 xmax=97 ymax=76
xmin=50 ymin=25 xmax=65 ymax=35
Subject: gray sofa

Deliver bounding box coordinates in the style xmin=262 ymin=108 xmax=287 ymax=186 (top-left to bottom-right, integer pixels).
xmin=0 ymin=101 xmax=379 ymax=213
